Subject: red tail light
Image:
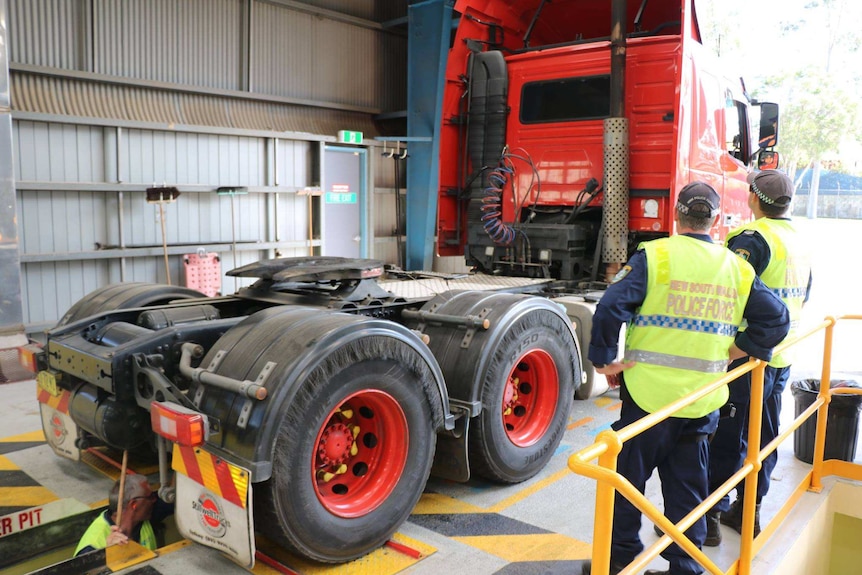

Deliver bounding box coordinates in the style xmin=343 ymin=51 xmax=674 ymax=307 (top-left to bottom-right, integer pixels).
xmin=150 ymin=401 xmax=208 ymax=447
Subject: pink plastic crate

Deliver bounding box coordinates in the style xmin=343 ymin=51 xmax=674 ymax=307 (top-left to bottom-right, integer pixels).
xmin=183 ymin=252 xmax=222 ymax=296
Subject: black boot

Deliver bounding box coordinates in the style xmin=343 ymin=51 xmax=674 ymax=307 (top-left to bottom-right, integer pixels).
xmin=704 ymin=509 xmax=721 ymax=546
xmin=654 ymin=512 xmax=720 ymax=546
xmin=720 ymin=498 xmax=761 ymax=536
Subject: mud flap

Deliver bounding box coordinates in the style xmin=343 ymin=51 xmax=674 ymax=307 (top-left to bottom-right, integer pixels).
xmin=36 ymin=374 xmax=81 ymax=462
xmin=173 ymin=444 xmax=255 ymax=568
xmin=431 ymin=404 xmax=474 ymax=482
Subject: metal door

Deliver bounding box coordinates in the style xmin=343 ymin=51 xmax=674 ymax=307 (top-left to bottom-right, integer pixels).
xmin=323 ymin=146 xmax=366 ymax=258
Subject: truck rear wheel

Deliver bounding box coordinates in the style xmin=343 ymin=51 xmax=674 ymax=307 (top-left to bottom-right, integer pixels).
xmin=468 ymin=310 xmax=574 ymax=483
xmin=408 ymin=292 xmax=578 ymax=484
xmin=253 ymin=340 xmax=437 ymax=563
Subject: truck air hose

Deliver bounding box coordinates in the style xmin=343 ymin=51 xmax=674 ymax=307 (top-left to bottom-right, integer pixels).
xmin=481 ymin=164 xmax=516 ymax=245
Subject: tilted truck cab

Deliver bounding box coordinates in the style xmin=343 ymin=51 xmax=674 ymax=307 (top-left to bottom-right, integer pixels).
xmin=422 ymin=0 xmax=777 ymax=281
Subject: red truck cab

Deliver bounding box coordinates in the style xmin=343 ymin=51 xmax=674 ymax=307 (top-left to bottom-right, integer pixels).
xmin=430 ymin=0 xmax=777 ymax=281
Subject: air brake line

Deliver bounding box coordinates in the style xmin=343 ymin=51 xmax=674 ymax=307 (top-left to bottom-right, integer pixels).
xmin=481 ymin=159 xmax=516 ymax=245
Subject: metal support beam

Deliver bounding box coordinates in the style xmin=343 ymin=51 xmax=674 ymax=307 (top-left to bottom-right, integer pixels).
xmin=19 ymin=240 xmax=313 ymax=264
xmin=16 ymin=181 xmax=303 ymax=194
xmin=11 ymin=64 xmax=383 ymax=116
xmin=406 ymin=0 xmax=454 ymax=271
xmin=0 ymin=0 xmax=24 ymax=336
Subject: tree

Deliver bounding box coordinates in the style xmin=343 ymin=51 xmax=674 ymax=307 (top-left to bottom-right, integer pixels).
xmin=697 ymin=0 xmax=862 ymax=217
xmin=757 ymin=71 xmax=860 ymax=181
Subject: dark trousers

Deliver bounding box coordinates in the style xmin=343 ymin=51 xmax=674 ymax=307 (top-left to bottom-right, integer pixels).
xmin=709 ymin=359 xmax=791 ymax=510
xmin=611 ymin=384 xmax=718 ymax=575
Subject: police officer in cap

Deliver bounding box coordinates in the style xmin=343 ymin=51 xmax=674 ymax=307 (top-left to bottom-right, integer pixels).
xmin=707 ymin=170 xmax=812 ymax=543
xmin=581 ymin=181 xmax=790 ymax=575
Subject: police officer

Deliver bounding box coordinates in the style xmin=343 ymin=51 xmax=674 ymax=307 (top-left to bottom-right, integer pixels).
xmin=581 ymin=182 xmax=790 ymax=575
xmin=75 ymin=473 xmax=172 ymax=556
xmin=708 ymin=170 xmax=812 ymax=543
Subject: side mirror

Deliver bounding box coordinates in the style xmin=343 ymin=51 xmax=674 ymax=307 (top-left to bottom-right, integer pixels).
xmin=758 ymin=150 xmax=779 ymax=170
xmin=758 ymin=102 xmax=779 ymax=149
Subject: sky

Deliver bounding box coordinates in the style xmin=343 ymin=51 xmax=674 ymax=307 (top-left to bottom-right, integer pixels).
xmin=695 ymin=0 xmax=862 ymax=96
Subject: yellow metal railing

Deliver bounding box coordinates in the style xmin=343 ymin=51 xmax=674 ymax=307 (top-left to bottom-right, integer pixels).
xmin=568 ymin=315 xmax=862 ymax=575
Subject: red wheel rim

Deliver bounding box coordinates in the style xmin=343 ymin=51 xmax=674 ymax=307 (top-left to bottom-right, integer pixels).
xmin=501 ymin=348 xmax=559 ymax=447
xmin=312 ymin=389 xmax=408 ymax=518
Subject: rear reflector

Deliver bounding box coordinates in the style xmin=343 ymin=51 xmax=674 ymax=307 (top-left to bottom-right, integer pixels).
xmin=18 ymin=343 xmax=43 ymax=374
xmin=151 ymin=401 xmax=208 ymax=447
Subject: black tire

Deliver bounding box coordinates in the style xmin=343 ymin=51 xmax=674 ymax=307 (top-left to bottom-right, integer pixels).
xmin=469 ymin=309 xmax=575 ymax=483
xmin=575 ymin=372 xmax=596 ymax=400
xmin=254 ymin=338 xmax=437 ymax=563
xmin=57 ymin=282 xmax=206 ymax=326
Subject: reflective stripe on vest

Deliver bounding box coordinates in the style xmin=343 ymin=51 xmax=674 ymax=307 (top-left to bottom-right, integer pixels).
xmin=626 ymin=349 xmax=730 ymax=373
xmin=624 ymin=235 xmax=755 ymax=418
xmin=633 ymin=314 xmax=740 ymax=337
xmin=726 ymin=218 xmax=810 ymax=368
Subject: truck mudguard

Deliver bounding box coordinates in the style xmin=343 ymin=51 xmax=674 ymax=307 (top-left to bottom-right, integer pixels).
xmin=190 ymin=306 xmax=450 ymax=482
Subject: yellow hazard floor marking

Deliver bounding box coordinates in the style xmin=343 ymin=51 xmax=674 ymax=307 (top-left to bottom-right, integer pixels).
xmin=568 ymin=416 xmax=593 ymax=430
xmin=593 ymin=397 xmax=617 ymax=408
xmin=0 ymin=454 xmax=18 ymax=471
xmin=452 ymin=533 xmax=591 ymax=562
xmin=0 ymin=430 xmax=46 ymax=443
xmin=417 ymin=468 xmax=578 ymax=518
xmin=106 ymin=540 xmax=157 ymax=571
xmin=487 ymin=468 xmax=571 ymax=513
xmin=0 ymin=486 xmax=59 ymax=507
xmin=90 ymin=497 xmax=109 ymax=509
xmin=253 ymin=532 xmax=435 ymax=575
xmin=158 ymin=539 xmax=193 ymax=555
xmin=250 ymin=561 xmax=285 ymax=574
xmin=412 ymin=492 xmax=486 ymax=515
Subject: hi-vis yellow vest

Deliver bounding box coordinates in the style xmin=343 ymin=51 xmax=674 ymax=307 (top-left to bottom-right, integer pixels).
xmin=726 ymin=218 xmax=809 ymax=368
xmin=74 ymin=513 xmax=157 ymax=556
xmin=624 ymin=235 xmax=755 ymax=418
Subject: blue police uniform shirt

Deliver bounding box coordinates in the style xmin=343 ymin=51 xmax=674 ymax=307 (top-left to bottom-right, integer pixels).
xmin=588 ymin=233 xmax=791 ymax=367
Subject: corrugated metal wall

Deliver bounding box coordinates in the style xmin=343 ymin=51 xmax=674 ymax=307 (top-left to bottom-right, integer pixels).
xmin=251 ymin=4 xmax=405 ymax=110
xmin=92 ymin=0 xmax=244 ymax=87
xmin=15 ymin=120 xmax=317 ymax=325
xmin=7 ymin=0 xmax=410 ymax=331
xmin=8 ymin=0 xmax=406 ymax=107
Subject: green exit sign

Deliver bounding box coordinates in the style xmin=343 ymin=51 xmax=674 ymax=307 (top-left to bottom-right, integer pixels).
xmin=337 ymin=130 xmax=363 ymax=144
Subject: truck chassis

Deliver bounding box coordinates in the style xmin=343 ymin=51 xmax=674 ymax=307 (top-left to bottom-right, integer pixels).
xmin=33 ymin=256 xmax=582 ymax=565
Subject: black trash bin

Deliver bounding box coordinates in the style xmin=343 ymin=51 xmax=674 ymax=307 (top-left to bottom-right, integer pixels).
xmin=792 ymin=379 xmax=862 ymax=464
